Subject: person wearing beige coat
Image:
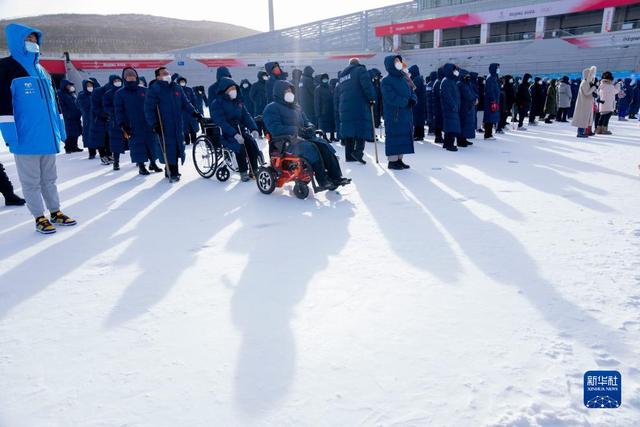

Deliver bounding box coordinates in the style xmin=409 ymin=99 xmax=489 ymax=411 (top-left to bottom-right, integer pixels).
xmin=571 ymin=66 xmax=597 ymax=138
xmin=596 ymin=71 xmax=623 ymax=135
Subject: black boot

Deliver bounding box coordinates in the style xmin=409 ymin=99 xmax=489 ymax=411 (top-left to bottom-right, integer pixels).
xmin=388 ymin=160 xmax=404 ymax=170
xmin=138 ymin=163 xmax=150 ymax=175
xmin=149 ymin=161 xmax=162 ymax=173
xmin=398 ymin=159 xmax=410 ymax=169
xmin=4 ymin=193 xmax=26 ymax=206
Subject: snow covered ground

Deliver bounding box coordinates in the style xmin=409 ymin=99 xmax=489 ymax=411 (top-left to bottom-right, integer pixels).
xmin=1 ymin=120 xmax=639 ymax=426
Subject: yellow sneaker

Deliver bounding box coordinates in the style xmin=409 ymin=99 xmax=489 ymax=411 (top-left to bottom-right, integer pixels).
xmin=50 ymin=211 xmax=77 ymax=226
xmin=35 ymin=216 xmax=56 ymax=234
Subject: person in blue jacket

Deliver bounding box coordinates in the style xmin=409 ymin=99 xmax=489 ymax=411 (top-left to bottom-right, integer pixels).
xmin=210 ymin=77 xmax=262 ymax=182
xmin=144 ymin=66 xmax=202 ymax=182
xmin=298 ymin=66 xmax=316 ymax=125
xmin=328 ymin=77 xmax=340 ymax=141
xmin=433 ymin=67 xmax=445 ymax=144
xmin=314 ymin=73 xmax=335 ymax=140
xmin=618 ymin=78 xmax=635 ymax=120
xmin=103 ymin=75 xmax=126 ymax=170
xmin=263 ymin=80 xmax=349 ymax=191
xmin=207 ymin=66 xmax=232 ymax=104
xmin=58 ymin=79 xmax=83 ymax=153
xmin=440 ymin=63 xmax=461 ymax=152
xmin=265 ymin=61 xmax=287 ymax=104
xmin=333 ymin=73 xmax=342 ymax=142
xmin=381 ymin=55 xmax=417 ymax=170
xmin=408 ymin=65 xmax=426 ymax=141
xmin=628 ymin=79 xmax=640 ymax=119
xmin=114 ymin=67 xmax=162 ymax=176
xmin=0 ymin=23 xmax=76 ymax=233
xmin=91 ymin=74 xmax=119 ymax=165
xmin=569 ymin=78 xmax=580 ymax=118
xmin=138 ymin=76 xmax=147 ymax=87
xmin=250 ymin=71 xmax=268 ymax=118
xmin=368 ymin=68 xmax=383 ymax=129
xmin=192 ymin=85 xmax=208 ymax=116
xmin=338 ymin=58 xmax=376 ymax=164
xmin=175 ymin=75 xmax=198 ymax=145
xmin=483 ymin=63 xmax=501 ymax=140
xmin=76 ymin=79 xmax=96 ymax=157
xmin=457 ymin=69 xmax=477 ymax=148
xmin=239 ymin=79 xmax=254 ymax=116
xmin=425 ymin=70 xmax=438 ymax=135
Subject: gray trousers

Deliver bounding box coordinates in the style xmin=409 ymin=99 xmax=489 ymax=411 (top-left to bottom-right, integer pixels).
xmin=14 ymin=154 xmax=61 ymax=218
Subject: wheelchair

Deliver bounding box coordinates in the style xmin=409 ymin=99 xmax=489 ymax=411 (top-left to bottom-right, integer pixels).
xmin=192 ymin=118 xmax=264 ymax=182
xmin=256 ymin=129 xmax=349 ymax=200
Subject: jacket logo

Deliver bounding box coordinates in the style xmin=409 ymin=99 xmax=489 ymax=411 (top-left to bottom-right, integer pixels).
xmin=24 ymin=82 xmax=33 ymax=88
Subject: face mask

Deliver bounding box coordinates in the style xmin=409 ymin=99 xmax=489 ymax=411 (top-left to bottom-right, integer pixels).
xmin=179 ymin=82 xmax=186 ymax=87
xmin=509 ymin=79 xmax=513 ymax=83
xmin=394 ymin=62 xmax=403 ymax=71
xmin=25 ymin=41 xmax=40 ymax=53
xmin=139 ymin=82 xmax=145 ymax=87
xmin=113 ymin=81 xmax=122 ymax=88
xmin=322 ymin=79 xmax=329 ymax=84
xmin=273 ymin=68 xmax=281 ymax=76
xmin=284 ymin=92 xmax=295 ymax=103
xmin=242 ymin=84 xmax=249 ymax=88
xmin=263 ymin=76 xmax=269 ymax=81
xmin=87 ymin=86 xmax=94 ymax=93
xmin=161 ymin=75 xmax=172 ymax=82
xmin=538 ymin=81 xmax=543 ymax=85
xmin=453 ymin=70 xmax=460 ymax=77
xmin=68 ymin=86 xmax=75 ymax=93
xmin=228 ymin=90 xmax=238 ymax=100
xmin=497 ymin=68 xmax=501 ymax=74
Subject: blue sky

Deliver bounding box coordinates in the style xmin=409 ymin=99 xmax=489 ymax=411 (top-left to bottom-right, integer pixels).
xmin=0 ymin=0 xmax=406 ymax=32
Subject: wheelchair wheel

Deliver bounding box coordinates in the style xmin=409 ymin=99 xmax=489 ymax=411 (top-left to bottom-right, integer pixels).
xmin=192 ymin=136 xmax=219 ymax=179
xmin=216 ymin=166 xmax=230 ymax=182
xmin=293 ymin=181 xmax=310 ymax=200
xmin=256 ymin=167 xmax=277 ymax=195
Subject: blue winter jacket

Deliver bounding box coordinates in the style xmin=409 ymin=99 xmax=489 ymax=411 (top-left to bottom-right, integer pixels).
xmin=298 ymin=66 xmax=316 ymax=124
xmin=207 ymin=66 xmax=232 ymax=104
xmin=409 ymin=64 xmax=427 ymax=127
xmin=314 ymin=78 xmax=335 ymax=133
xmin=440 ymin=63 xmax=461 ymax=134
xmin=58 ymin=79 xmax=82 ymax=139
xmin=629 ymin=80 xmax=640 ymax=115
xmin=338 ymin=62 xmax=376 ymax=141
xmin=76 ymin=80 xmax=94 ymax=148
xmin=144 ymin=79 xmax=195 ymax=165
xmin=381 ymin=55 xmax=417 ymax=156
xmin=114 ymin=68 xmax=159 ymax=164
xmin=483 ymin=63 xmax=501 ymax=124
xmin=265 ymin=62 xmax=287 ymax=104
xmin=249 ymin=71 xmax=268 ymax=117
xmin=433 ymin=67 xmax=444 ymax=129
xmin=0 ymin=23 xmax=66 ymax=154
xmin=618 ymin=78 xmax=635 ymax=112
xmin=239 ymin=79 xmax=254 ymax=116
xmin=457 ymin=70 xmax=477 ymax=139
xmin=103 ymin=77 xmax=127 ymax=154
xmin=176 ymin=75 xmax=198 ymax=134
xmin=210 ymin=77 xmax=258 ymax=153
xmin=425 ymin=71 xmax=438 ymax=128
xmin=90 ymin=74 xmax=119 ymax=149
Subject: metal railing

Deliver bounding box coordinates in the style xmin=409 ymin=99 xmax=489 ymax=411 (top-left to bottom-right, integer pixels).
xmin=487 ymin=32 xmax=535 ymax=43
xmin=611 ymin=19 xmax=640 ymax=32
xmin=440 ymin=36 xmax=480 ymax=47
xmin=544 ymin=24 xmax=601 ymax=39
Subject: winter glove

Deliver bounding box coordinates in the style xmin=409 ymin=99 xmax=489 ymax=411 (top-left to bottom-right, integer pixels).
xmin=192 ymin=111 xmax=203 ymax=120
xmin=251 ymin=130 xmax=260 ymax=140
xmin=234 ymin=133 xmax=245 ymax=145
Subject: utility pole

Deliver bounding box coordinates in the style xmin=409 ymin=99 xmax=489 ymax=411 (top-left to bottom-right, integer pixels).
xmin=268 ymin=0 xmax=275 ymax=32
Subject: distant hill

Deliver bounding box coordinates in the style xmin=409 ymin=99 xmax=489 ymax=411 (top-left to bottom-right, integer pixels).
xmin=0 ymin=14 xmax=260 ymax=54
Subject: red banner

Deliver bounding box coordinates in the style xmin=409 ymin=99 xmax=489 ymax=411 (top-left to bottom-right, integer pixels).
xmin=40 ymin=59 xmax=66 ymax=74
xmin=195 ymin=58 xmax=246 ymax=68
xmin=71 ymin=59 xmax=173 ymax=70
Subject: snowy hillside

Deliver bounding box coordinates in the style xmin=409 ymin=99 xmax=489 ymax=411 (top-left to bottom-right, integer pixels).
xmin=0 ymin=120 xmax=639 ymax=426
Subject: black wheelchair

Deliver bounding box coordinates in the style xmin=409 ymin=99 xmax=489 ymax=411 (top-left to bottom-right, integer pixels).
xmin=192 ymin=118 xmax=264 ymax=182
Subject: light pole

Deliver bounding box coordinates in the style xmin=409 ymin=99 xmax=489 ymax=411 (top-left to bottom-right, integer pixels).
xmin=268 ymin=0 xmax=275 ymax=32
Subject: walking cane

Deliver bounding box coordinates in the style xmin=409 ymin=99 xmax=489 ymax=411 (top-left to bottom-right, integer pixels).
xmin=370 ymin=103 xmax=379 ymax=164
xmin=156 ymin=106 xmax=171 ymax=181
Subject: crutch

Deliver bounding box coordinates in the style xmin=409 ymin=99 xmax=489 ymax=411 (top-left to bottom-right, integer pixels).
xmin=370 ymin=103 xmax=379 ymax=164
xmin=156 ymin=106 xmax=171 ymax=181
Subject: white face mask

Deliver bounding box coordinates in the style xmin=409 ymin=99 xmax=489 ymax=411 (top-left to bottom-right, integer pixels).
xmin=284 ymin=92 xmax=295 ymax=103
xmin=161 ymin=75 xmax=172 ymax=82
xmin=263 ymin=76 xmax=269 ymax=81
xmin=113 ymin=80 xmax=122 ymax=88
xmin=509 ymin=79 xmax=513 ymax=83
xmin=538 ymin=81 xmax=543 ymax=85
xmin=242 ymin=84 xmax=249 ymax=88
xmin=25 ymin=41 xmax=40 ymax=53
xmin=453 ymin=70 xmax=460 ymax=77
xmin=87 ymin=86 xmax=94 ymax=93
xmin=497 ymin=68 xmax=501 ymax=74
xmin=68 ymin=86 xmax=75 ymax=93
xmin=394 ymin=61 xmax=403 ymax=71
xmin=228 ymin=89 xmax=238 ymax=100
xmin=179 ymin=82 xmax=186 ymax=87
xmin=139 ymin=82 xmax=145 ymax=87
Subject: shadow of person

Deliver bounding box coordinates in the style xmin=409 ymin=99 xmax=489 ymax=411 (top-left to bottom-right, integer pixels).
xmin=393 ymin=171 xmax=631 ymax=361
xmin=228 ymin=193 xmax=355 ymax=416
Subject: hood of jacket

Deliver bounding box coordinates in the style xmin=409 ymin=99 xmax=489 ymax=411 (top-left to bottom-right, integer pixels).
xmin=302 ymin=66 xmax=314 ymax=77
xmin=217 ymin=77 xmax=238 ymax=96
xmin=5 ymin=23 xmax=43 ymax=72
xmin=240 ymin=79 xmax=251 ymax=89
xmin=265 ymin=61 xmax=280 ymax=77
xmin=489 ymin=63 xmax=499 ymax=76
xmin=443 ymin=63 xmax=456 ymax=79
xmin=60 ymin=79 xmax=74 ymax=92
xmin=384 ymin=55 xmax=403 ymax=77
xmin=273 ymin=80 xmax=295 ymax=107
xmin=216 ymin=66 xmax=231 ymax=81
xmin=257 ymin=71 xmax=268 ymax=81
xmin=408 ymin=64 xmax=420 ymax=79
xmin=369 ymin=68 xmax=382 ymax=79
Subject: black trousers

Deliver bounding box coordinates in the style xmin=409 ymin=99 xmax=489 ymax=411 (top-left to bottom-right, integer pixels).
xmin=64 ymin=135 xmax=79 ymax=152
xmin=312 ymin=139 xmax=343 ymax=182
xmin=443 ymin=132 xmax=457 ymax=149
xmin=0 ymin=162 xmax=15 ymax=197
xmin=517 ymin=107 xmax=527 ymax=127
xmin=557 ymin=108 xmax=568 ymax=122
xmin=413 ymin=124 xmax=425 ymax=140
xmin=598 ymin=112 xmax=612 ymax=127
xmin=184 ymin=129 xmax=197 ymax=145
xmin=235 ymin=137 xmax=260 ymax=173
xmin=434 ymin=128 xmax=444 ymax=143
xmin=498 ymin=112 xmax=509 ymax=131
xmin=98 ymin=133 xmax=112 ymax=157
xmin=484 ymin=122 xmax=493 ymax=138
xmin=344 ymin=138 xmax=365 ymax=161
